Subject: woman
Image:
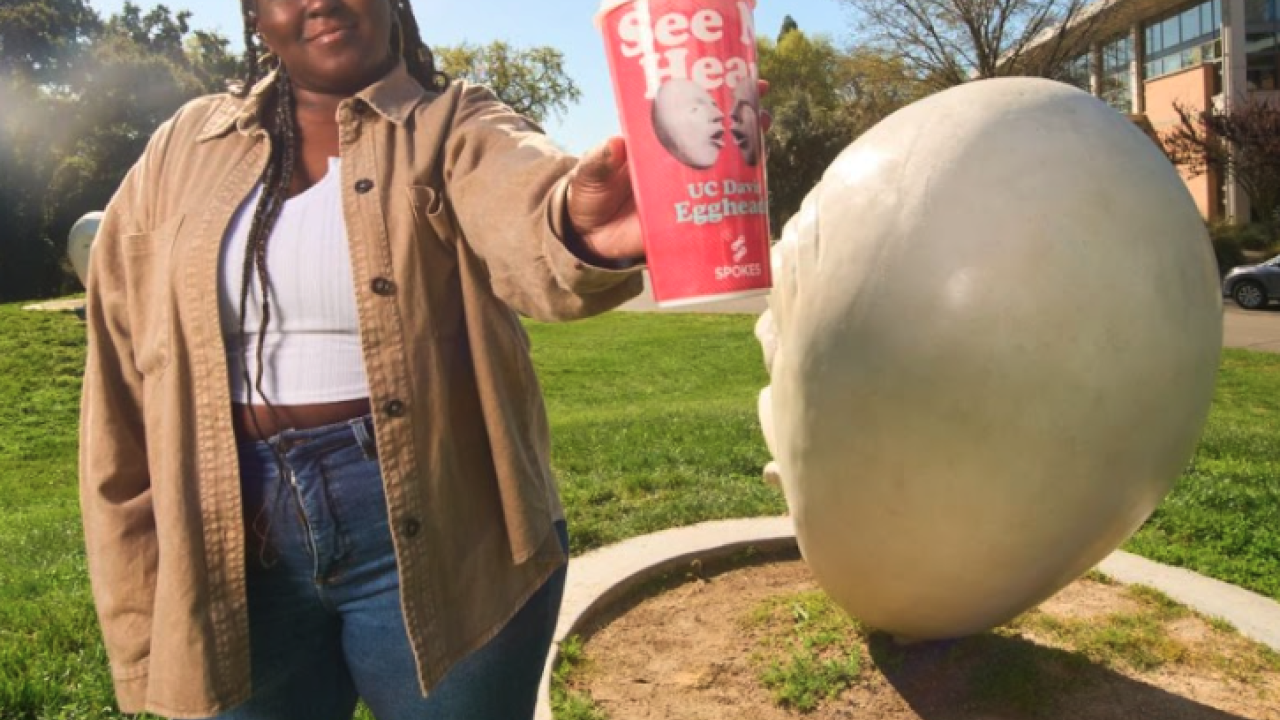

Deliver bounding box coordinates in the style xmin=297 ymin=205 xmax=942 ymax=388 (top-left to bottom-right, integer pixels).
xmin=78 ymin=0 xmax=649 ymax=718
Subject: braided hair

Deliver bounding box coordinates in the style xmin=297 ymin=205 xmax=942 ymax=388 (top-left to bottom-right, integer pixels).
xmin=232 ymin=0 xmax=447 ymax=426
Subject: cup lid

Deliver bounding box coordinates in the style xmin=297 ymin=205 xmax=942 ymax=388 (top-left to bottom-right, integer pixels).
xmin=595 ymin=0 xmax=758 ymax=30
xmin=594 ymin=0 xmax=634 ymax=29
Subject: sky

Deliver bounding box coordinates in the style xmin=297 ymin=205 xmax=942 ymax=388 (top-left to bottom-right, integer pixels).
xmin=87 ymin=0 xmax=855 ymax=153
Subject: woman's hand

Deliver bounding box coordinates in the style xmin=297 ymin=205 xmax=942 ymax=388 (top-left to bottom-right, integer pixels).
xmin=565 ymin=136 xmax=644 ymax=263
xmin=565 ymin=80 xmax=771 ymax=265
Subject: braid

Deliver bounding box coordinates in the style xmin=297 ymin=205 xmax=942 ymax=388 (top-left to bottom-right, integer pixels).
xmin=232 ymin=56 xmax=297 ymax=563
xmin=237 ymin=1 xmax=264 ymax=98
xmin=236 ymin=68 xmax=296 ymax=437
xmin=393 ymin=0 xmax=449 ymax=92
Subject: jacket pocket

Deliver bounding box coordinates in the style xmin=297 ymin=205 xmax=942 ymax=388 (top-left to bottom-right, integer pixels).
xmin=407 ymin=184 xmax=466 ymax=340
xmin=122 ymin=214 xmax=183 ymax=376
xmin=408 ymin=184 xmax=453 ymax=249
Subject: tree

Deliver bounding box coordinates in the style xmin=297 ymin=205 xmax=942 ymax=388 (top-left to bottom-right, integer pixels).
xmin=0 ymin=1 xmax=237 ymax=302
xmin=839 ymin=0 xmax=1107 ymax=89
xmin=0 ymin=0 xmax=99 ymax=81
xmin=0 ymin=84 xmax=65 ymax=300
xmin=43 ymin=4 xmax=239 ymax=273
xmin=436 ymin=41 xmax=581 ymax=125
xmin=778 ymin=15 xmax=800 ymax=41
xmin=0 ymin=0 xmax=102 ymax=297
xmin=759 ymin=30 xmax=926 ymax=232
xmin=1164 ymin=99 xmax=1280 ymax=235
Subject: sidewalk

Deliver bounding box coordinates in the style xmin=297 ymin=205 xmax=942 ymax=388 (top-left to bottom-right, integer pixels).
xmin=1223 ymin=305 xmax=1280 ymax=353
xmin=620 ymin=272 xmax=1280 ymax=354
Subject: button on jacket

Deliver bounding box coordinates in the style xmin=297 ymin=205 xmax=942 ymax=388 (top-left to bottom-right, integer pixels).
xmin=78 ymin=62 xmax=644 ymax=717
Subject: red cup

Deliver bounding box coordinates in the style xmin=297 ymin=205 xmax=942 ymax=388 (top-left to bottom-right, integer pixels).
xmin=597 ymin=0 xmax=772 ymax=307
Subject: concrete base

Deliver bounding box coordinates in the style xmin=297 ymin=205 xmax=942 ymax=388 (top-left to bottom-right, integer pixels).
xmin=534 ymin=517 xmax=1280 ymax=719
xmin=22 ymin=299 xmax=85 ymax=314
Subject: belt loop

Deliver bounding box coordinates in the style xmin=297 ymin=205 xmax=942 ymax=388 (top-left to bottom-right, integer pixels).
xmin=349 ymin=416 xmax=377 ymax=461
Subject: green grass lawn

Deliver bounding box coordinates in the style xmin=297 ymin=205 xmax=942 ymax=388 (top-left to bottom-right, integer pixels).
xmin=1126 ymin=349 xmax=1280 ymax=599
xmin=1 ymin=301 xmax=1277 ymax=719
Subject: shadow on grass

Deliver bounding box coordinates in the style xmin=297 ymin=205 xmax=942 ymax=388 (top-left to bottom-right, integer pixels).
xmin=867 ymin=631 xmax=1255 ymax=720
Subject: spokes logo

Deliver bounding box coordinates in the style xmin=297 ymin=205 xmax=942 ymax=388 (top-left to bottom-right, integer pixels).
xmin=716 ymin=236 xmax=762 ymax=281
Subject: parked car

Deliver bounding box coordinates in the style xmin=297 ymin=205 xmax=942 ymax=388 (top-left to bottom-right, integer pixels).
xmin=1222 ymin=254 xmax=1280 ymax=309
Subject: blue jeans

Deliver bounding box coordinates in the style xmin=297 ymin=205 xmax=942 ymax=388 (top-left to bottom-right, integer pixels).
xmin=204 ymin=416 xmax=568 ymax=720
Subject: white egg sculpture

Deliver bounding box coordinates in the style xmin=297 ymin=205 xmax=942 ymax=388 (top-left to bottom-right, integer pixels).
xmin=68 ymin=211 xmax=102 ymax=288
xmin=758 ymin=78 xmax=1222 ymax=641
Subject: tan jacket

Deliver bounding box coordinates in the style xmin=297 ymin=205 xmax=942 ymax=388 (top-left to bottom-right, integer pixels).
xmin=79 ymin=62 xmax=643 ymax=717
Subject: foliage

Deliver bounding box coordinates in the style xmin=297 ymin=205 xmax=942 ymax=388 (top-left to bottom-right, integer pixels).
xmin=838 ymin=0 xmax=1109 ymax=89
xmin=551 ymin=636 xmax=609 ymax=720
xmin=1165 ymin=98 xmax=1280 ymax=235
xmin=1011 ymin=592 xmax=1191 ymax=674
xmin=778 ymin=14 xmax=799 ymax=41
xmin=1209 ymin=223 xmax=1249 ymax=277
xmin=0 ymin=0 xmax=101 ymax=302
xmin=1209 ymin=221 xmax=1277 ymax=280
xmin=0 ymin=1 xmax=238 ymax=303
xmin=0 ymin=0 xmax=99 ymax=83
xmin=757 ymin=27 xmax=926 ymax=232
xmin=749 ymin=591 xmax=864 ymax=711
xmin=1010 ymin=582 xmax=1280 ymax=682
xmin=436 ymin=41 xmax=582 ymax=126
xmin=1125 ymin=349 xmax=1280 ymax=601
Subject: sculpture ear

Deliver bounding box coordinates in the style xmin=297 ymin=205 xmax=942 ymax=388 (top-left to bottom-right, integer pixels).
xmin=758 ymin=388 xmax=782 ymax=490
xmin=763 ymin=461 xmax=782 ymax=489
xmin=754 ymin=310 xmax=777 ymax=375
xmin=758 ymin=386 xmax=777 ymax=458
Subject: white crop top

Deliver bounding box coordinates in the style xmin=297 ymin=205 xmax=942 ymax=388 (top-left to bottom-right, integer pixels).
xmin=218 ymin=157 xmax=370 ymax=405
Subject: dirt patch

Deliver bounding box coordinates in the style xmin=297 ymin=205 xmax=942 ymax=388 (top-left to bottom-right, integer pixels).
xmin=565 ymin=557 xmax=1280 ymax=720
xmin=1034 ymin=577 xmax=1139 ymax=621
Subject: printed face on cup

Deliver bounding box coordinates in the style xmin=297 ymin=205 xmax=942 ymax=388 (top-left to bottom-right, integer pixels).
xmin=730 ymin=81 xmax=761 ymax=167
xmin=652 ymin=78 xmax=726 ymax=170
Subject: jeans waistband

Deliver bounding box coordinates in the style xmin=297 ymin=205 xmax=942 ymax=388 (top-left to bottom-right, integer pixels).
xmin=239 ymin=413 xmax=377 ymax=461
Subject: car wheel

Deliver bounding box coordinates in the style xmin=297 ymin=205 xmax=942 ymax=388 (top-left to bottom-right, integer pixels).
xmin=1232 ymin=280 xmax=1268 ymax=310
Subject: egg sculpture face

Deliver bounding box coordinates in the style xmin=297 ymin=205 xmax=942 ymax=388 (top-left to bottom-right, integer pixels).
xmin=759 ymin=78 xmax=1222 ymax=641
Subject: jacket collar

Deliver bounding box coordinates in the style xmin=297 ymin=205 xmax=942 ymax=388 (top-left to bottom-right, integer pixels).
xmin=197 ymin=60 xmax=429 ymax=143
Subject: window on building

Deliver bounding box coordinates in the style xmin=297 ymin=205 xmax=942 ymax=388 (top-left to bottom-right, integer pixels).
xmin=1144 ymin=0 xmax=1223 ymax=78
xmin=1245 ymin=0 xmax=1279 ymax=23
xmin=1101 ymin=36 xmax=1133 ymax=111
xmin=1246 ymin=32 xmax=1280 ymax=91
xmin=1063 ymin=53 xmax=1092 ymax=91
xmin=1245 ymin=0 xmax=1280 ymax=91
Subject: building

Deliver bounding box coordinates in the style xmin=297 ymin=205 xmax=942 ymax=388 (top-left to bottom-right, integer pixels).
xmin=1054 ymin=0 xmax=1279 ymax=222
